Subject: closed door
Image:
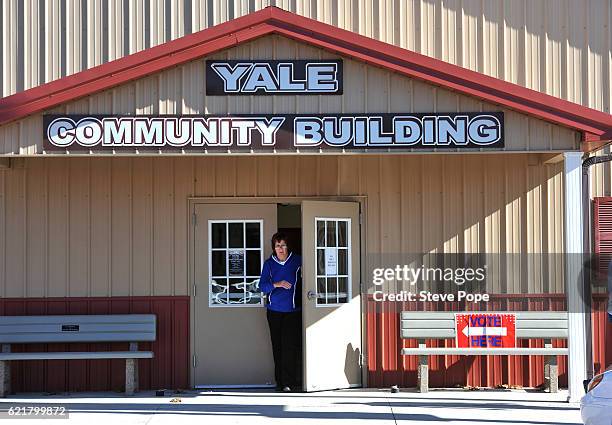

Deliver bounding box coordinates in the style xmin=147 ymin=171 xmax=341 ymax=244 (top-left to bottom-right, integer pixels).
xmin=193 ymin=203 xmax=277 ymax=386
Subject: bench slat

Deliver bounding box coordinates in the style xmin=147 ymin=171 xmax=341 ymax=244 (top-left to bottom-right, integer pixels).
xmin=401 ymin=329 xmax=456 ymax=338
xmin=0 ymin=351 xmax=154 ymax=361
xmin=0 ymin=314 xmax=156 ymax=344
xmin=402 ymin=347 xmax=569 ymax=356
xmin=0 ymin=315 xmax=155 ymax=325
xmin=402 ymin=329 xmax=568 ymax=339
xmin=401 ymin=311 xmax=568 ymax=339
xmin=401 ymin=319 xmax=568 ymax=330
xmin=517 ymin=319 xmax=568 ymax=329
xmin=1 ymin=332 xmax=156 ymax=344
xmin=0 ymin=324 xmax=156 ymax=333
xmin=401 ymin=311 xmax=568 ymax=321
xmin=516 ymin=329 xmax=568 ymax=338
xmin=401 ymin=320 xmax=455 ymax=328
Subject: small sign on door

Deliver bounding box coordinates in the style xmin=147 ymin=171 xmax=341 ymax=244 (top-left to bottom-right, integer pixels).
xmin=325 ymin=248 xmax=338 ymax=275
xmin=228 ymin=249 xmax=244 ymax=276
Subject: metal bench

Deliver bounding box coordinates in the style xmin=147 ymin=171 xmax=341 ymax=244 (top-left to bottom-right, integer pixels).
xmin=0 ymin=314 xmax=156 ymax=396
xmin=401 ymin=311 xmax=569 ymax=393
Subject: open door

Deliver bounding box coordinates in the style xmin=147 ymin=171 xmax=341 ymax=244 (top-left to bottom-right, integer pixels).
xmin=301 ymin=200 xmax=362 ymax=391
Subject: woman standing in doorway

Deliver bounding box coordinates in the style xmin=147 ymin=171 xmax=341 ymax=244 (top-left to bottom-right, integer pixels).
xmin=259 ymin=232 xmax=302 ymax=392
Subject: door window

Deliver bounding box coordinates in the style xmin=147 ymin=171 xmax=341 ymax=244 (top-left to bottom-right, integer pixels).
xmin=209 ymin=220 xmax=264 ymax=307
xmin=315 ymin=218 xmax=351 ymax=306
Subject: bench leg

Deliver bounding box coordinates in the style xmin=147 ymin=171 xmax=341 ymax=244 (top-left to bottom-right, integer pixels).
xmin=544 ymin=355 xmax=558 ymax=393
xmin=0 ymin=345 xmax=11 ymax=398
xmin=417 ymin=354 xmax=429 ymax=393
xmin=543 ymin=339 xmax=558 ymax=393
xmin=125 ymin=342 xmax=139 ymax=396
xmin=125 ymin=359 xmax=138 ymax=395
xmin=0 ymin=361 xmax=10 ymax=398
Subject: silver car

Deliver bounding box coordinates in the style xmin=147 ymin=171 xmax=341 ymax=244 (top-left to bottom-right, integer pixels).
xmin=581 ymin=367 xmax=612 ymax=425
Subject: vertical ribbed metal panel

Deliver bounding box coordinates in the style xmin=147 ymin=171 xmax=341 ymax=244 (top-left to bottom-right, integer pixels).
xmin=2 ymin=0 xmax=17 ymax=96
xmin=43 ymin=0 xmax=61 ymax=83
xmin=589 ymin=147 xmax=612 ymax=199
xmin=0 ymin=153 xmax=567 ymax=298
xmin=23 ymin=0 xmax=40 ymax=90
xmin=65 ymin=0 xmax=82 ymax=77
xmin=0 ymin=0 xmax=610 ymax=114
xmin=86 ymin=0 xmax=104 ymax=69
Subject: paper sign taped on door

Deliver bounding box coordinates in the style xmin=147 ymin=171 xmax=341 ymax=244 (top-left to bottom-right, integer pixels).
xmin=325 ymin=248 xmax=338 ymax=275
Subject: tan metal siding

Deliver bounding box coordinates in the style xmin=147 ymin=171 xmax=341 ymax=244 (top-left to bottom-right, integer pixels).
xmin=66 ymin=0 xmax=83 ymax=76
xmin=0 ymin=153 xmax=565 ymax=298
xmin=2 ymin=0 xmax=611 ymax=115
xmin=589 ymin=146 xmax=612 ymax=199
xmin=0 ymin=36 xmax=582 ymax=155
xmin=45 ymin=0 xmax=62 ymax=87
xmin=90 ymin=158 xmax=112 ymax=297
xmin=47 ymin=158 xmax=68 ymax=297
xmin=4 ymin=163 xmax=25 ymax=298
xmin=68 ymin=159 xmax=89 ymax=297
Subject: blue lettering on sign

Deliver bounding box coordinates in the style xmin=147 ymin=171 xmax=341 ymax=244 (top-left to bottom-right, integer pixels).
xmin=470 ymin=335 xmax=502 ymax=347
xmin=470 ymin=316 xmax=484 ymax=326
xmin=467 ymin=315 xmax=504 ymax=347
xmin=471 ymin=336 xmax=485 ymax=346
xmin=469 ymin=316 xmax=502 ymax=327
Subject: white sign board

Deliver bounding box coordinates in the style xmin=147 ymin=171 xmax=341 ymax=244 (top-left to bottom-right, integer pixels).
xmin=325 ymin=248 xmax=338 ymax=275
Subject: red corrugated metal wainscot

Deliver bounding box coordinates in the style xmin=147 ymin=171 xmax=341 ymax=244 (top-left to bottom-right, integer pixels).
xmin=0 ymin=297 xmax=189 ymax=392
xmin=2 ymin=294 xmax=609 ymax=391
xmin=367 ymin=294 xmax=612 ymax=389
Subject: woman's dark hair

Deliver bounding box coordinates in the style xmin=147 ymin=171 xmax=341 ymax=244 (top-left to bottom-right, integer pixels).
xmin=271 ymin=232 xmax=289 ymax=252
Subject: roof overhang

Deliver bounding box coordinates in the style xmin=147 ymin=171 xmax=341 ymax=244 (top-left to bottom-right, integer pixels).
xmin=0 ymin=6 xmax=611 ymax=149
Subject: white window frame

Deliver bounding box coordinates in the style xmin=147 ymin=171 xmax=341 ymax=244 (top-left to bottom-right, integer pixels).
xmin=208 ymin=219 xmax=265 ymax=308
xmin=314 ymin=217 xmax=352 ymax=308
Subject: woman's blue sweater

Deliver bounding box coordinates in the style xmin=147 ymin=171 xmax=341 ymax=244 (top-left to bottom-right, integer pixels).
xmin=259 ymin=252 xmax=302 ymax=313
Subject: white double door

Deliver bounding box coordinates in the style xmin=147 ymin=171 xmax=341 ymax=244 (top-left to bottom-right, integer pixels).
xmin=192 ymin=201 xmax=361 ymax=391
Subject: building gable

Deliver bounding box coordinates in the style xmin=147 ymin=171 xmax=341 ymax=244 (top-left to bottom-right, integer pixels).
xmin=0 ymin=36 xmax=581 ymax=155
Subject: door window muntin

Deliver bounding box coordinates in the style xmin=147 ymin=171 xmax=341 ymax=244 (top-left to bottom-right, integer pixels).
xmin=208 ymin=219 xmax=265 ymax=308
xmin=315 ymin=217 xmax=351 ymax=306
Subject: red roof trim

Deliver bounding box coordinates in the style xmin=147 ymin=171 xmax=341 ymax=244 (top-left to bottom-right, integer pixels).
xmin=1 ymin=6 xmax=611 ymax=142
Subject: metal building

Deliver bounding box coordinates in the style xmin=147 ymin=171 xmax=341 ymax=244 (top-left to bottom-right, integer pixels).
xmin=0 ymin=2 xmax=611 ymax=401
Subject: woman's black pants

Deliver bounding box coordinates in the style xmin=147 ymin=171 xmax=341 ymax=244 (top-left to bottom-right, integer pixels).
xmin=266 ymin=309 xmax=302 ymax=389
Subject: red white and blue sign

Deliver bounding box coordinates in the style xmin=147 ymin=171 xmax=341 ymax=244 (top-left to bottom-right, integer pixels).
xmin=455 ymin=313 xmax=516 ymax=348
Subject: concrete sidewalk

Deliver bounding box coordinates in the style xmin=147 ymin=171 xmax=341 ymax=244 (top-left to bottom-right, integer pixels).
xmin=0 ymin=388 xmax=582 ymax=425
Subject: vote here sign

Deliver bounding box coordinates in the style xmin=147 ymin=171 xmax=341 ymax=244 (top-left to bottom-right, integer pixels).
xmin=455 ymin=313 xmax=516 ymax=348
